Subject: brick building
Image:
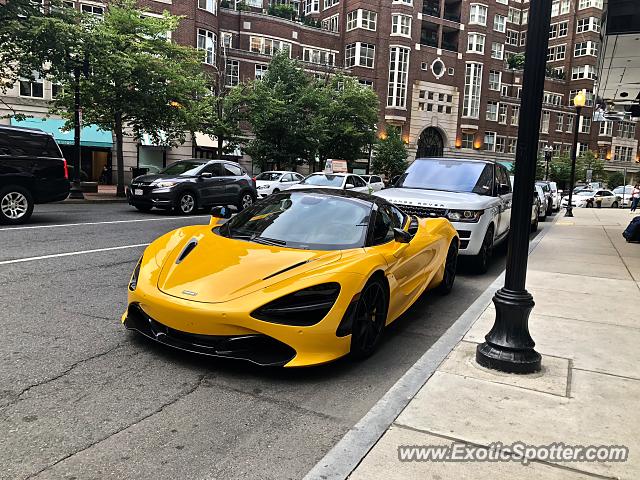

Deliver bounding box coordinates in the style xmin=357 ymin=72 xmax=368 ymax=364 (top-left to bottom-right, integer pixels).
xmin=1 ymin=0 xmax=639 ymax=183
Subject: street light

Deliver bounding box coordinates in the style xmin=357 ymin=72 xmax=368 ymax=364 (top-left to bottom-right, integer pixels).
xmin=565 ymin=89 xmax=586 ymax=217
xmin=543 ymin=145 xmax=553 ymax=180
xmin=475 ymin=0 xmax=553 ymax=374
xmin=68 ymin=54 xmax=90 ymax=200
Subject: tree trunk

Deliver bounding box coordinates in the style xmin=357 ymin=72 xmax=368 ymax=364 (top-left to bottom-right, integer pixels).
xmin=114 ymin=112 xmax=125 ymax=197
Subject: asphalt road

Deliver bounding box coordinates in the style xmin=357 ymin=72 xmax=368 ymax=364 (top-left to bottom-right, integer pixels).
xmin=0 ymin=202 xmax=550 ymax=480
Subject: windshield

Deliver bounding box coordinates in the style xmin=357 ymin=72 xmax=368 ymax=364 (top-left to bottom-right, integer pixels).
xmin=613 ymin=186 xmax=631 ymax=194
xmin=256 ymin=172 xmax=282 ymax=181
xmin=577 ymin=191 xmax=595 ymax=196
xmin=217 ymin=192 xmax=371 ymax=250
xmin=396 ymin=159 xmax=494 ymax=195
xmin=360 ymin=175 xmax=371 ymax=182
xmin=160 ymin=160 xmax=204 ymax=176
xmin=301 ymin=174 xmax=344 ymax=187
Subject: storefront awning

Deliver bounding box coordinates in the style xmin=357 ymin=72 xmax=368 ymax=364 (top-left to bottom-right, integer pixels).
xmin=10 ymin=117 xmax=113 ymax=148
xmin=498 ymin=161 xmax=514 ymax=171
xmin=140 ymin=131 xmax=168 ymax=147
xmin=194 ymin=132 xmax=242 ymax=157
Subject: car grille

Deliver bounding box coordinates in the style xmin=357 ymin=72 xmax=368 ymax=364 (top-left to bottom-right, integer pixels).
xmin=392 ymin=203 xmax=447 ymax=218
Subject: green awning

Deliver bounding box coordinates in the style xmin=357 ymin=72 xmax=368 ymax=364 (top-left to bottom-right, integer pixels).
xmin=498 ymin=161 xmax=514 ymax=172
xmin=11 ymin=117 xmax=113 ymax=148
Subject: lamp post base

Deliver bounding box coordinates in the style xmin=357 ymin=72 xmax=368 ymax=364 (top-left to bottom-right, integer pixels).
xmin=564 ymin=206 xmax=574 ymax=217
xmin=476 ymin=288 xmax=541 ymax=374
xmin=68 ymin=181 xmax=85 ymax=200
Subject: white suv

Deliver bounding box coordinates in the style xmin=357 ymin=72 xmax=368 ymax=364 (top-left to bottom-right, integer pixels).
xmin=374 ymin=158 xmax=512 ymax=273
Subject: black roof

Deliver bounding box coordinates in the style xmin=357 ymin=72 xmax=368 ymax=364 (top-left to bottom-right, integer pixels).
xmin=0 ymin=124 xmax=54 ymax=137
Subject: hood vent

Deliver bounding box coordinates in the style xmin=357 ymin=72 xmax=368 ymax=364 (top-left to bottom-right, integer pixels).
xmin=176 ymin=238 xmax=198 ymax=264
xmin=263 ymin=260 xmax=311 ymax=280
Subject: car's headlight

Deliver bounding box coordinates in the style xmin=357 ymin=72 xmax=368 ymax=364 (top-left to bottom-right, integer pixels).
xmin=128 ymin=256 xmax=142 ymax=291
xmin=251 ymin=283 xmax=341 ymax=326
xmin=153 ymin=181 xmax=177 ymax=188
xmin=446 ymin=210 xmax=483 ymax=223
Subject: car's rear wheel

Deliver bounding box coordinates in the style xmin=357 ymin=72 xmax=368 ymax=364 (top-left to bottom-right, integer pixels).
xmin=175 ymin=191 xmax=196 ymax=215
xmin=436 ymin=240 xmax=459 ymax=295
xmin=0 ymin=186 xmax=34 ymax=225
xmin=472 ymin=226 xmax=494 ymax=274
xmin=237 ymin=191 xmax=255 ymax=211
xmin=134 ymin=204 xmax=152 ymax=212
xmin=611 ymin=201 xmax=619 ymax=209
xmin=350 ymin=278 xmax=388 ymax=360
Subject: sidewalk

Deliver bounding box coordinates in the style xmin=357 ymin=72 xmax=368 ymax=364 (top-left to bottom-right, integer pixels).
xmin=63 ymin=184 xmax=127 ymax=203
xmin=350 ymin=208 xmax=640 ymax=480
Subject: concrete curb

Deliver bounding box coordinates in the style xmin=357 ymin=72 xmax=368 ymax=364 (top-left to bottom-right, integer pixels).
xmin=303 ymin=214 xmax=561 ymax=480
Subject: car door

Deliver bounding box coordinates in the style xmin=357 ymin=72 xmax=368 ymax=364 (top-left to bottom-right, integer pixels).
xmin=196 ymin=162 xmax=225 ymax=205
xmin=599 ymin=191 xmax=613 ymax=207
xmin=279 ymin=173 xmax=295 ymax=190
xmin=498 ymin=165 xmax=512 ymax=236
xmin=351 ymin=175 xmax=370 ymax=193
xmin=221 ymin=163 xmax=244 ymax=203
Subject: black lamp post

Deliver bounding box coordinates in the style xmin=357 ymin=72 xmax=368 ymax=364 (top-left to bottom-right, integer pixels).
xmin=67 ymin=63 xmax=85 ymax=200
xmin=475 ymin=0 xmax=553 ymax=374
xmin=564 ymin=90 xmax=586 ymax=217
xmin=543 ymin=145 xmax=553 ymax=181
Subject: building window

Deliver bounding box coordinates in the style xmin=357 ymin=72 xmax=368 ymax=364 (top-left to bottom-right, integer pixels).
xmin=541 ymin=111 xmax=550 ymax=133
xmin=543 ymin=91 xmax=563 ymax=106
xmin=511 ymin=105 xmax=520 ymax=126
xmin=345 ymin=42 xmax=375 ymax=68
xmin=488 ymin=70 xmax=501 ymax=91
xmin=574 ymin=41 xmax=598 ymax=57
xmin=486 ymin=101 xmax=498 ymax=121
xmin=576 ymin=17 xmax=600 ymax=33
xmin=484 ymin=132 xmax=496 ymax=151
xmin=387 ymin=46 xmax=410 ymax=108
xmin=522 ymin=9 xmax=528 ymax=24
xmin=391 ymin=14 xmax=411 ymax=37
xmin=198 ymin=0 xmax=217 ymax=14
xmin=508 ymin=138 xmax=517 ymax=154
xmin=462 ymin=62 xmax=482 ymax=118
xmin=496 ymin=136 xmax=507 ymax=153
xmin=303 ymin=47 xmax=336 ymax=66
xmin=197 ymin=29 xmax=216 ymax=65
xmin=323 ymin=0 xmax=339 ymax=9
xmin=321 ymin=14 xmax=340 ymax=32
xmin=556 ymin=113 xmax=564 ymax=131
xmin=506 ymin=30 xmax=519 ymax=46
xmin=494 ymin=14 xmax=506 ymax=32
xmin=19 ymin=75 xmax=44 ymax=98
xmin=462 ymin=133 xmax=475 ymax=149
xmin=469 ymin=4 xmax=488 ymax=26
xmin=304 ymin=0 xmax=320 ymax=15
xmin=566 ymin=114 xmax=574 ymax=133
xmin=571 ymin=65 xmax=596 ymax=80
xmin=80 ymin=4 xmax=103 ymax=15
xmin=359 ymin=79 xmax=373 ymax=89
xmin=250 ymin=36 xmax=291 ymax=56
xmin=507 ymin=7 xmax=521 ymax=24
xmin=549 ymin=21 xmax=568 ymax=38
xmin=498 ymin=104 xmax=507 ymax=124
xmin=578 ymin=0 xmax=603 ymax=10
xmin=255 ymin=64 xmax=268 ymax=81
xmin=225 ymin=59 xmax=239 ymax=86
xmin=599 ymin=120 xmax=612 ymax=136
xmin=392 ymin=0 xmax=413 ymax=5
xmin=346 ymin=9 xmax=377 ymax=31
xmin=491 ymin=42 xmax=504 ymax=60
xmin=547 ymin=44 xmax=566 ymax=61
xmin=467 ymin=33 xmax=485 ymax=54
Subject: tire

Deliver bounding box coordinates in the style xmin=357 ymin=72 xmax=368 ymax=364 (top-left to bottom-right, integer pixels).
xmin=546 ymin=203 xmax=553 ymax=217
xmin=0 ymin=185 xmax=34 ymax=225
xmin=472 ymin=226 xmax=494 ymax=274
xmin=272 ymin=189 xmax=280 ymax=194
xmin=435 ymin=240 xmax=459 ymax=295
xmin=350 ymin=277 xmax=388 ymax=360
xmin=531 ymin=207 xmax=539 ymax=232
xmin=134 ymin=204 xmax=152 ymax=213
xmin=611 ymin=201 xmax=619 ymax=209
xmin=237 ymin=191 xmax=255 ymax=211
xmin=174 ymin=191 xmax=197 ymax=215
xmin=586 ymin=201 xmax=593 ymax=208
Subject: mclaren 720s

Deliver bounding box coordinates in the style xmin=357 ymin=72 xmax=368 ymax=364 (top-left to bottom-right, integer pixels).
xmin=122 ymin=189 xmax=459 ymax=367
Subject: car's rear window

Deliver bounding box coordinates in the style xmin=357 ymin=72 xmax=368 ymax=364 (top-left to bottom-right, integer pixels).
xmin=0 ymin=129 xmax=62 ymax=158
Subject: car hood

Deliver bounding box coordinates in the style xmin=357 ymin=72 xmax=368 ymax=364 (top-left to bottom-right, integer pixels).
xmin=374 ymin=188 xmax=490 ymax=209
xmin=156 ymin=230 xmax=342 ymax=303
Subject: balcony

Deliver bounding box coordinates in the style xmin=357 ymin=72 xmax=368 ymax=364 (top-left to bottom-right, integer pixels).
xmin=443 ymin=0 xmax=461 ymax=23
xmin=422 ymin=1 xmax=440 ymax=18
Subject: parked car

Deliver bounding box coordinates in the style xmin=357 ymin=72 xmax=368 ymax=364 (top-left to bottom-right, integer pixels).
xmin=359 ymin=174 xmax=385 ymax=192
xmin=561 ymin=189 xmax=620 ymax=208
xmin=510 ymin=175 xmax=541 ymax=231
xmin=535 ymin=181 xmax=554 ymax=216
xmin=127 ymin=159 xmax=256 ymax=214
xmin=254 ymin=171 xmax=304 ymax=198
xmin=288 ymin=173 xmax=372 ymax=194
xmin=0 ymin=125 xmax=70 ymax=224
xmin=375 ymin=158 xmax=513 ymax=273
xmin=534 ymin=185 xmax=548 ymax=222
xmin=613 ymin=185 xmax=634 ymax=207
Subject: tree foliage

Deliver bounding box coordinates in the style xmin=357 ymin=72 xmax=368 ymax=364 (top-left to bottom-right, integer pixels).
xmin=607 ymin=171 xmax=625 ymax=189
xmin=371 ymin=127 xmax=408 ymax=180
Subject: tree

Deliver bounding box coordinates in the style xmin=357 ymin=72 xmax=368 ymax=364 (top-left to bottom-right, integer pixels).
xmin=607 ymin=171 xmax=625 ymax=189
xmin=1 ymin=0 xmax=215 ymax=196
xmin=579 ymin=150 xmax=605 ymax=183
xmin=371 ymin=127 xmax=408 ymax=180
xmin=316 ymin=75 xmax=379 ymax=171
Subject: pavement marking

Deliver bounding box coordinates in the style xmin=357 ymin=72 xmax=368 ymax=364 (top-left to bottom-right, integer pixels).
xmin=303 ymin=215 xmax=561 ymax=480
xmin=0 ymin=244 xmax=149 ymax=266
xmin=0 ymin=216 xmax=209 ymax=232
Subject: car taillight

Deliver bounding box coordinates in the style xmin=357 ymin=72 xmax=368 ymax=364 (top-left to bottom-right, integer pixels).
xmin=63 ymin=159 xmax=69 ymax=179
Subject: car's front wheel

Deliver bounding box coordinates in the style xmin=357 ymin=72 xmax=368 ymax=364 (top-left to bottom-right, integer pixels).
xmin=472 ymin=226 xmax=494 ymax=274
xmin=350 ymin=277 xmax=388 ymax=360
xmin=0 ymin=185 xmax=34 ymax=225
xmin=436 ymin=240 xmax=459 ymax=295
xmin=175 ymin=191 xmax=197 ymax=215
xmin=237 ymin=191 xmax=255 ymax=211
xmin=531 ymin=206 xmax=539 ymax=232
xmin=611 ymin=201 xmax=619 ymax=209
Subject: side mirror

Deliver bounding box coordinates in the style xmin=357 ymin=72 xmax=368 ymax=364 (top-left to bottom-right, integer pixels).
xmin=345 ymin=183 xmax=355 ymax=190
xmin=498 ymin=183 xmax=510 ymax=195
xmin=210 ymin=205 xmax=237 ymax=219
xmin=393 ymin=227 xmax=412 ymax=244
xmin=200 ymin=172 xmax=213 ymax=179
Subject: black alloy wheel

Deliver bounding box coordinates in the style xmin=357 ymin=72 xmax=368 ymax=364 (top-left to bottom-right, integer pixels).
xmin=436 ymin=240 xmax=459 ymax=295
xmin=473 ymin=226 xmax=494 ymax=274
xmin=350 ymin=278 xmax=388 ymax=359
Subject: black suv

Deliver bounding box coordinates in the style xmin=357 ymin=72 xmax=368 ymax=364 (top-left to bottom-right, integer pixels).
xmin=0 ymin=125 xmax=70 ymax=224
xmin=127 ymin=159 xmax=257 ymax=214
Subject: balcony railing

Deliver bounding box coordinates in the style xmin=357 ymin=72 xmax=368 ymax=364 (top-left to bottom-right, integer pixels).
xmin=443 ymin=11 xmax=461 ymax=22
xmin=422 ymin=3 xmax=440 ymax=17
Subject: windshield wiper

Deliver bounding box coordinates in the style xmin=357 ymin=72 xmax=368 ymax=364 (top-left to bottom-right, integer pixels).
xmin=253 ymin=236 xmax=287 ymax=247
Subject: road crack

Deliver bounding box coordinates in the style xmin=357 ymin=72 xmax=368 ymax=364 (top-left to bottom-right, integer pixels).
xmin=23 ymin=374 xmax=207 ymax=480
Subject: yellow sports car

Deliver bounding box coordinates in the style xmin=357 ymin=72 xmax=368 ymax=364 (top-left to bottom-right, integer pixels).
xmin=123 ymin=189 xmax=458 ymax=367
